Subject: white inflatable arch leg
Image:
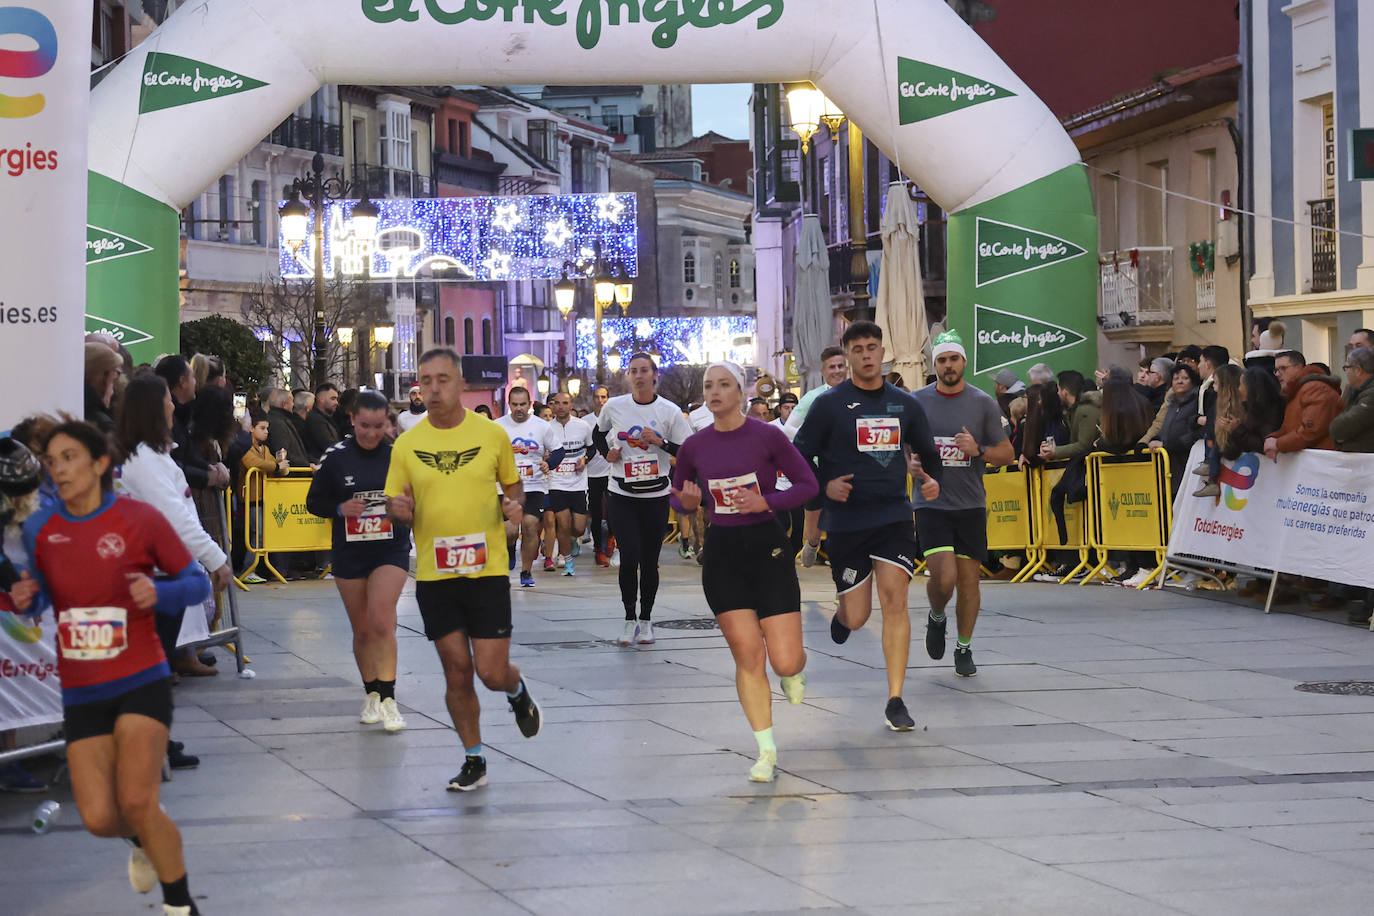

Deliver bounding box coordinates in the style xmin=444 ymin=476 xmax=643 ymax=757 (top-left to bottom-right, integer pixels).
xmin=84 ymin=0 xmax=1096 ymax=382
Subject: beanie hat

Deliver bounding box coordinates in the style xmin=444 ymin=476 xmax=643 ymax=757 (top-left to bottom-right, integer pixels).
xmin=931 ymin=329 xmax=966 ymax=361
xmin=0 ymin=438 xmax=41 ymax=499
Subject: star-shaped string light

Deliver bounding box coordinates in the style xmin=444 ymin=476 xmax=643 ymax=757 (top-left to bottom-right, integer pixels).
xmin=492 ymin=202 xmax=522 ymax=233
xmin=543 ymin=217 xmax=572 ymax=249
xmin=482 ymin=250 xmax=513 ymax=280
xmin=596 ymin=195 xmax=625 ymax=224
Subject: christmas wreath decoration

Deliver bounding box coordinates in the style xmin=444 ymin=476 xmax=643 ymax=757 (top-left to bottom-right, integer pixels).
xmin=1188 ymin=240 xmax=1215 ymax=276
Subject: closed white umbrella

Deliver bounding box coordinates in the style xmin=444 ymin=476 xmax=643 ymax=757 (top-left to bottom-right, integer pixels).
xmin=874 ymin=182 xmax=927 ymax=390
xmin=793 ymin=214 xmax=831 ymax=390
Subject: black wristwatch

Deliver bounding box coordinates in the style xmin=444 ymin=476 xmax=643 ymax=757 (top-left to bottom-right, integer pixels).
xmin=976 ymin=444 xmax=986 ymax=459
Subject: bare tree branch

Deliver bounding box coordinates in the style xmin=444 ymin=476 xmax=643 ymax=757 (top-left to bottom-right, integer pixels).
xmin=241 ymin=275 xmax=389 ymax=389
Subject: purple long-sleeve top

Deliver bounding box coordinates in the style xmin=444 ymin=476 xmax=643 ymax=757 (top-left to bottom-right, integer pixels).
xmin=671 ymin=417 xmax=819 ymax=525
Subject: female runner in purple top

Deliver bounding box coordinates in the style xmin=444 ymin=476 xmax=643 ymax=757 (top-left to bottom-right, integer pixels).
xmin=671 ymin=362 xmax=818 ymax=783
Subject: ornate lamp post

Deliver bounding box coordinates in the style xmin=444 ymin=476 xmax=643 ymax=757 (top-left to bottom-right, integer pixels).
xmin=336 ymin=325 xmax=354 ymax=388
xmin=279 ymin=151 xmax=380 ymax=386
xmin=554 ymin=237 xmax=633 ymax=387
xmin=372 ymin=321 xmax=395 ymax=398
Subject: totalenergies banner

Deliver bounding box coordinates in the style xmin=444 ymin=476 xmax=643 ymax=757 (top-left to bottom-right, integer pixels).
xmin=0 ymin=607 xmax=62 ymax=731
xmin=74 ymin=0 xmax=1094 ymax=371
xmin=0 ymin=4 xmax=89 ymax=430
xmin=1167 ymin=442 xmax=1374 ymax=589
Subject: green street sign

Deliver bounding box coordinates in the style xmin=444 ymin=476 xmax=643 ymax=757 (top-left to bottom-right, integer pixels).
xmin=1349 ymin=128 xmax=1374 ymax=181
xmin=897 ymin=58 xmax=1015 ymax=125
xmin=86 ymin=225 xmax=153 ymax=266
xmin=975 ymin=217 xmax=1087 ymax=287
xmin=973 ymin=303 xmax=1087 ymax=375
xmin=139 ymin=52 xmax=268 ymax=114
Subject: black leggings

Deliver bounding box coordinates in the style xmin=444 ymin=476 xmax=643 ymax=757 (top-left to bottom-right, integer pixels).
xmin=588 ymin=475 xmax=611 ymax=553
xmin=606 ymin=492 xmax=670 ymax=620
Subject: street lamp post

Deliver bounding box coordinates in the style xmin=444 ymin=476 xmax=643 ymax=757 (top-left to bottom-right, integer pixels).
xmin=372 ymin=322 xmax=395 ymax=398
xmin=279 ymin=151 xmax=379 ymax=387
xmin=337 ymin=325 xmax=354 ymax=388
xmin=554 ymin=237 xmax=632 ymax=387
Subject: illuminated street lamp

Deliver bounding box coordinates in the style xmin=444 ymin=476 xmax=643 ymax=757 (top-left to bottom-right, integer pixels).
xmin=554 ymin=273 xmax=576 ymax=318
xmin=337 ymin=326 xmax=355 ymax=387
xmin=536 ymin=370 xmax=551 ymax=399
xmin=567 ymin=376 xmax=582 ymax=398
xmin=558 ymin=238 xmax=633 ymax=387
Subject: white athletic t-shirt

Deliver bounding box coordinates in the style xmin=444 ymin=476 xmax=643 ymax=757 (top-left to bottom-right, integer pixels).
xmin=495 ymin=414 xmax=563 ymax=494
xmin=549 ymin=416 xmax=593 ymax=493
xmin=688 ymin=404 xmax=714 ymax=432
xmin=397 ymin=408 xmax=427 ymax=432
xmin=585 ymin=409 xmax=611 ymax=479
xmin=596 ymin=395 xmax=693 ymax=498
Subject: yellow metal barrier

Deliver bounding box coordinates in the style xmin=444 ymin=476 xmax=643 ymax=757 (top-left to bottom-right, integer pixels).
xmin=983 ymin=465 xmax=1034 ymax=576
xmin=1017 ymin=461 xmax=1092 ymax=583
xmin=239 ymin=467 xmax=331 ymax=584
xmin=1082 ymin=449 xmax=1173 ymax=587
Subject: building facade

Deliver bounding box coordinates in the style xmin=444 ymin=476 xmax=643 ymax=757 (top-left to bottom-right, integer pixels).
xmin=1246 ymin=0 xmax=1374 ymax=365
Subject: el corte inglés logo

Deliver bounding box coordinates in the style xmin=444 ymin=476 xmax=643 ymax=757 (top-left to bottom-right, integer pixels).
xmin=360 ymin=0 xmax=783 ymax=50
xmin=84 ymin=313 xmax=154 ymax=348
xmin=975 ymin=218 xmax=1087 ymax=287
xmin=86 ymin=225 xmax=153 ymax=266
xmin=896 ymin=58 xmax=1014 ymax=125
xmin=139 ymin=52 xmax=268 ymax=114
xmin=972 ymin=304 xmax=1086 ymax=376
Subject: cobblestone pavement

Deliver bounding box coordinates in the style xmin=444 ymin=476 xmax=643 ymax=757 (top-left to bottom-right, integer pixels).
xmin=4 ymin=554 xmax=1374 ymax=915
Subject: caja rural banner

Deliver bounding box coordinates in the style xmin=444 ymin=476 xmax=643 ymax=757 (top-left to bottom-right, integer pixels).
xmin=0 ymin=4 xmax=89 ymax=431
xmin=261 ymin=476 xmax=332 ymax=551
xmin=1167 ymin=442 xmax=1374 ymax=589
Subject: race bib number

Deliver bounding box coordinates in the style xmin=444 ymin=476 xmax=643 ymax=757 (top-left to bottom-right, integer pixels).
xmin=556 ymin=458 xmax=579 ymax=476
xmin=624 ymin=458 xmax=660 ymax=479
xmin=57 ymin=607 xmax=128 ymax=661
xmin=519 ymin=462 xmax=537 ymax=478
xmin=345 ymin=490 xmax=393 ymax=542
xmin=857 ymin=417 xmax=901 ymax=452
xmin=434 ymin=534 xmax=487 ymax=575
xmin=934 ymin=436 xmax=970 ymax=467
xmin=708 ymin=472 xmax=762 ymax=515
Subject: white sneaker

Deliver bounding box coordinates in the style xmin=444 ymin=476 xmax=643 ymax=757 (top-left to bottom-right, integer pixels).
xmin=1166 ymin=572 xmax=1201 ymax=589
xmin=554 ymin=554 xmax=565 ymax=569
xmin=800 ymin=541 xmax=819 ymax=568
xmin=127 ymin=843 xmax=156 ymax=894
xmin=780 ymin=672 xmax=806 ymax=705
xmin=748 ymin=749 xmax=777 ymax=783
xmin=1123 ymin=569 xmax=1153 ymax=588
xmin=360 ymin=691 xmax=382 ymax=725
xmin=618 ymin=620 xmax=638 ymax=646
xmin=637 ymin=621 xmax=656 ymax=645
xmin=611 ymin=549 xmax=621 ymax=567
xmin=379 ymin=697 xmax=406 ymax=732
xmin=163 ymin=906 xmax=193 ymax=916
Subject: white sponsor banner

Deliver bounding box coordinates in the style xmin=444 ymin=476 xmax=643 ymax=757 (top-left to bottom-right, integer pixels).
xmin=1168 ymin=442 xmax=1374 ymax=588
xmin=0 ymin=4 xmax=88 ymax=430
xmin=0 ymin=613 xmax=62 ymax=731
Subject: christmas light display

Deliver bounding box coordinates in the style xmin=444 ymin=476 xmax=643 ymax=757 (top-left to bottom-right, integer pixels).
xmin=278 ymin=192 xmax=637 ymax=282
xmin=575 ymin=316 xmax=757 ymax=369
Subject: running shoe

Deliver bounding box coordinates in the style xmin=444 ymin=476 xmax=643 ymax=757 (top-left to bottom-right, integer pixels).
xmin=1122 ymin=568 xmax=1153 ymax=589
xmin=748 ymin=748 xmax=777 ymax=783
xmin=520 ymin=571 xmax=535 ymax=588
xmin=611 ymin=549 xmax=621 ymax=567
xmin=619 ymin=620 xmax=638 ymax=646
xmin=678 ymin=540 xmax=690 ymax=559
xmin=571 ymin=541 xmax=582 ymax=557
xmin=379 ymin=698 xmax=406 ymax=732
xmin=1166 ymin=572 xmax=1201 ymax=589
xmin=884 ymin=697 xmax=915 ymax=731
xmin=925 ymin=613 xmax=947 ymax=660
xmin=801 ymin=541 xmax=820 ymax=568
xmin=595 ymin=550 xmax=610 ymax=568
xmin=360 ymin=691 xmax=382 ymax=725
xmin=563 ymin=558 xmax=575 ymax=577
xmin=127 ymin=842 xmax=157 ymax=894
xmin=162 ymin=906 xmax=194 ymax=916
xmin=242 ymin=572 xmax=266 ymax=584
xmin=167 ymin=741 xmax=199 ymax=770
xmin=829 ymin=613 xmax=851 ymax=645
xmin=780 ymin=672 xmax=806 ymax=705
xmin=508 ymin=680 xmax=542 ymax=737
xmin=509 ymin=552 xmax=516 ymax=571
xmin=637 ymin=621 xmax=656 ymax=645
xmin=543 ymin=556 xmax=555 ymax=572
xmin=953 ymin=646 xmax=977 ymax=678
xmin=448 ymin=756 xmax=488 ymax=792
xmin=0 ymin=762 xmax=45 ymax=793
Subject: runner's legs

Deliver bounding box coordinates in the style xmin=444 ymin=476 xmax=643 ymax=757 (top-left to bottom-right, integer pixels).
xmin=606 ymin=494 xmax=670 ymax=619
xmin=336 ymin=568 xmax=404 ymax=683
xmin=556 ymin=508 xmax=587 ymax=558
xmin=954 ymin=555 xmax=982 ymax=641
xmin=874 ymin=563 xmax=913 ymax=699
xmin=112 ymin=715 xmax=184 ymax=882
xmin=434 ymin=631 xmax=481 ymax=749
xmin=717 ymin=609 xmax=771 ymax=730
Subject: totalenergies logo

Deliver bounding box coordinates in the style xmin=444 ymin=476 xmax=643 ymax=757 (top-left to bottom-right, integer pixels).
xmin=0 ymin=7 xmax=59 ymax=119
xmin=618 ymin=426 xmax=651 ymax=450
xmin=1 ymin=612 xmax=43 ymax=644
xmin=1220 ymin=453 xmax=1260 ymax=510
xmin=511 ymin=437 xmax=540 ymax=456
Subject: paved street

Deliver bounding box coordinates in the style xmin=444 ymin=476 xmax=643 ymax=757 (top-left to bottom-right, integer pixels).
xmin=4 ymin=555 xmax=1374 ymax=915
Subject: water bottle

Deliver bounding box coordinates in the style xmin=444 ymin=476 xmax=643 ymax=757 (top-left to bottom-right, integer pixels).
xmin=31 ymin=800 xmax=60 ymax=834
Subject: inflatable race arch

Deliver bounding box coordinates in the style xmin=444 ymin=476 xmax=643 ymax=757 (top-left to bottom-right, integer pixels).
xmin=1 ymin=0 xmax=1096 ymax=427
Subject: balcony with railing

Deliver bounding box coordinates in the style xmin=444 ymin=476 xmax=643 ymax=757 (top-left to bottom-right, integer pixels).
xmin=1195 ymin=271 xmax=1216 ymax=323
xmin=266 ymin=116 xmax=342 ymax=157
xmin=1310 ymin=198 xmax=1336 ymax=293
xmin=597 ymin=114 xmax=656 ymax=152
xmin=504 ymin=303 xmax=561 ymax=335
xmin=351 ymin=164 xmax=434 ymax=199
xmin=1099 ymin=247 xmax=1173 ymax=331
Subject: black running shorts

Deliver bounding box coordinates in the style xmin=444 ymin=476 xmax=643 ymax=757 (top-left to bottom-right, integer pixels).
xmin=415 ymin=576 xmax=513 ymax=640
xmin=825 ymin=520 xmax=921 ymax=594
xmin=548 ymin=490 xmax=588 ymax=515
xmin=332 ymin=548 xmax=410 ymax=581
xmin=522 ymin=491 xmax=549 ymax=517
xmin=701 ymin=521 xmax=801 ymax=619
xmin=64 ymin=677 xmax=174 ymax=743
xmin=915 ymin=508 xmax=988 ymax=563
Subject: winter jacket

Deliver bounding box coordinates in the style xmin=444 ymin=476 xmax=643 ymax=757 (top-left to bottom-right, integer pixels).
xmin=267 ymin=406 xmax=310 ymax=467
xmin=1156 ymin=386 xmax=1204 ymax=457
xmin=304 ymin=408 xmax=341 ymax=462
xmin=1054 ymin=391 xmax=1102 ymax=462
xmin=1135 ymin=381 xmax=1167 ymax=413
xmin=1330 ymin=376 xmax=1374 ymax=453
xmin=1273 ymin=367 xmax=1343 ymax=453
xmin=239 ymin=444 xmax=283 ymax=503
xmin=83 ymin=383 xmax=115 ymax=434
xmin=114 ymin=443 xmax=227 ymax=572
xmin=170 ymin=397 xmax=210 ymax=490
xmin=1220 ymin=401 xmax=1285 ymax=461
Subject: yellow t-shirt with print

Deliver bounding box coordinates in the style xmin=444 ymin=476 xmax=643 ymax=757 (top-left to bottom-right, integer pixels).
xmin=385 ymin=412 xmax=519 ymax=581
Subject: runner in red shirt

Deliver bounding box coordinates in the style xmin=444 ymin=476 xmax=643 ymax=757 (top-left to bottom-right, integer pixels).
xmin=6 ymin=421 xmax=210 ymax=916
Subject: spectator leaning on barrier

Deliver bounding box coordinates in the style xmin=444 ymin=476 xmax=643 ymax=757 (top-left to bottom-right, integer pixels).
xmin=1264 ymin=351 xmax=1343 ymax=460
xmin=1041 ymin=371 xmax=1100 ymax=464
xmin=1330 ymin=347 xmax=1374 ymax=453
xmin=267 ymin=389 xmax=310 ymax=468
xmin=1146 ymin=364 xmax=1204 ymax=495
